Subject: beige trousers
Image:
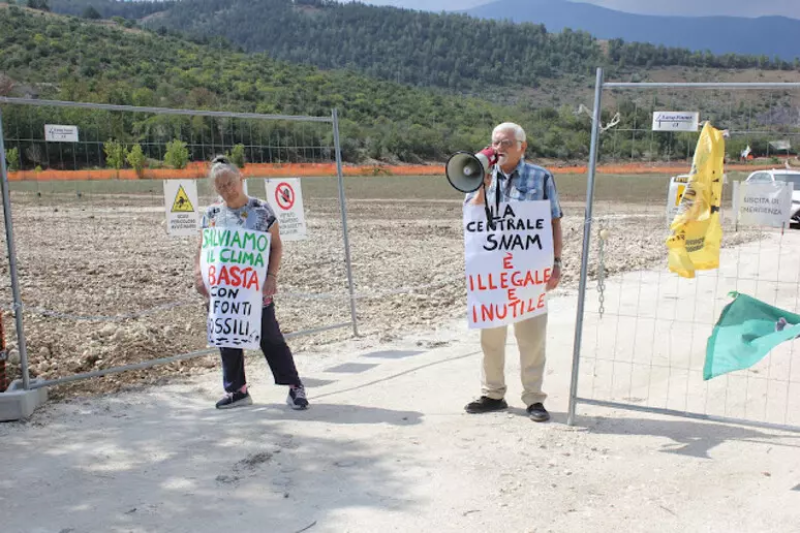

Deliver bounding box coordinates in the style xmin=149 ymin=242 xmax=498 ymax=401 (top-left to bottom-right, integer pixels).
xmin=480 ymin=312 xmax=548 ymax=407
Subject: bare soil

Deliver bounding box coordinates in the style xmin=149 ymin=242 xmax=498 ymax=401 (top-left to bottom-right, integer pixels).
xmin=0 ymin=174 xmax=761 ymax=399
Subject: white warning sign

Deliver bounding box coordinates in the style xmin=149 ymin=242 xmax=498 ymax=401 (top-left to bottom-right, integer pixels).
xmin=265 ymin=178 xmax=307 ymax=241
xmin=163 ymin=180 xmax=200 ymax=237
xmin=666 ymin=175 xmax=688 ymax=222
xmin=652 ymin=111 xmax=700 ymax=132
xmin=45 ymin=124 xmax=79 ymax=143
xmin=733 ymin=180 xmax=793 ymax=228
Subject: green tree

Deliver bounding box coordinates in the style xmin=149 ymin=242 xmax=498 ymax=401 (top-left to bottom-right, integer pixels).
xmin=164 ymin=139 xmax=189 ymax=169
xmin=27 ymin=0 xmax=49 ymax=11
xmin=6 ymin=147 xmax=19 ymax=172
xmin=104 ymin=139 xmax=127 ymax=177
xmin=226 ymin=143 xmax=246 ymax=168
xmin=82 ymin=7 xmax=101 ymax=20
xmin=126 ymin=143 xmax=147 ymax=177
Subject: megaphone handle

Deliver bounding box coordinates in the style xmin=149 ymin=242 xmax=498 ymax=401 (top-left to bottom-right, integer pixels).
xmin=469 ymin=176 xmax=486 ymax=205
xmin=482 ymin=180 xmax=500 ymax=230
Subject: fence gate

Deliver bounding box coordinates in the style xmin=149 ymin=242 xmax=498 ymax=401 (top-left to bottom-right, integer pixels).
xmin=568 ymin=69 xmax=800 ymax=432
xmin=0 ymin=97 xmax=358 ymax=398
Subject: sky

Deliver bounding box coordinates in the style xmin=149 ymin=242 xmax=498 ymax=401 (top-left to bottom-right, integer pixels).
xmin=362 ymin=0 xmax=800 ymax=19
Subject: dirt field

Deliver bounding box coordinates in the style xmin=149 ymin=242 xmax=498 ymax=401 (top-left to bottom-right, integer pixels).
xmin=2 ymin=233 xmax=799 ymax=533
xmin=0 ymin=172 xmax=762 ymax=399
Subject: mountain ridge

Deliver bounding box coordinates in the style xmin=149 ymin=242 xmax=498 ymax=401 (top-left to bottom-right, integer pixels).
xmin=465 ymin=0 xmax=800 ymax=60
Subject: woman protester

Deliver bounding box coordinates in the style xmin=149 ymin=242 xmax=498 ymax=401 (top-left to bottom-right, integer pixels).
xmin=194 ymin=155 xmax=309 ymax=410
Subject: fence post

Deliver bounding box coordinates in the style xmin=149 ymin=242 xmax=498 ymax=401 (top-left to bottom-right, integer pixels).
xmin=0 ymin=108 xmax=31 ymax=390
xmin=332 ymin=108 xmax=359 ymax=336
xmin=567 ymin=67 xmax=604 ymax=426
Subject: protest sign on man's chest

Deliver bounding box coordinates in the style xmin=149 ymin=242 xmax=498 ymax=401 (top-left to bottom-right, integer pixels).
xmin=200 ymin=227 xmax=271 ymax=349
xmin=464 ymin=200 xmax=554 ymax=329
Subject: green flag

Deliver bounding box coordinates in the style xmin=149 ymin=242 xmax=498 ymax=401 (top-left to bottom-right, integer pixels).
xmin=704 ymin=292 xmax=800 ymax=380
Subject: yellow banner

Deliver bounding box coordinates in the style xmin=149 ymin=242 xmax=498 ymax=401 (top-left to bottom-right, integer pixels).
xmin=665 ymin=122 xmax=725 ymax=278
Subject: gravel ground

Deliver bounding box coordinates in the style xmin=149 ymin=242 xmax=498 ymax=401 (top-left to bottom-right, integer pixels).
xmin=0 ymin=186 xmax=762 ymax=399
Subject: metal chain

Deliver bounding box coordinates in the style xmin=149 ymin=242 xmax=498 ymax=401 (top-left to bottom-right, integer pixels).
xmin=597 ymin=226 xmax=607 ymax=318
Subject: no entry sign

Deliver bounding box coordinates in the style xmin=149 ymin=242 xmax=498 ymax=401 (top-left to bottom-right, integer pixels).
xmin=275 ymin=182 xmax=295 ymax=210
xmin=264 ymin=178 xmax=307 ymax=241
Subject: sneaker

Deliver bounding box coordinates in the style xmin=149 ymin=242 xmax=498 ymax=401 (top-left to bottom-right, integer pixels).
xmin=287 ymin=385 xmax=309 ymax=410
xmin=216 ymin=390 xmax=253 ymax=409
xmin=464 ymin=396 xmax=508 ymax=414
xmin=526 ymin=402 xmax=550 ymax=422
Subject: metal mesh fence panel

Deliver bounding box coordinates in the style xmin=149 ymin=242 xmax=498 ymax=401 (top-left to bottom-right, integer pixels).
xmin=0 ymin=98 xmax=356 ymax=398
xmin=569 ymin=73 xmax=800 ymax=431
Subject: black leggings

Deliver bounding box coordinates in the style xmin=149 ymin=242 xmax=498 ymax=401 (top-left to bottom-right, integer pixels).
xmin=219 ymin=303 xmax=302 ymax=392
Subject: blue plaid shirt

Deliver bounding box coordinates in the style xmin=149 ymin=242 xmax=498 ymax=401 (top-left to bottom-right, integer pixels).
xmin=464 ymin=158 xmax=563 ymax=220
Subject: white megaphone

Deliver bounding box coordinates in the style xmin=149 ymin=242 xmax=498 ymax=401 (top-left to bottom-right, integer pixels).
xmin=445 ymin=147 xmax=498 ymax=193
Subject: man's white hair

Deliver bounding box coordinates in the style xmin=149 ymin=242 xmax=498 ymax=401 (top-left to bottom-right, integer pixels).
xmin=493 ymin=122 xmax=526 ymax=143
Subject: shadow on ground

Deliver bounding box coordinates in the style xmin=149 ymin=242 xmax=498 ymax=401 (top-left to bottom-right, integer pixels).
xmin=1 ymin=393 xmax=425 ymax=533
xmin=576 ymin=414 xmax=800 ymax=459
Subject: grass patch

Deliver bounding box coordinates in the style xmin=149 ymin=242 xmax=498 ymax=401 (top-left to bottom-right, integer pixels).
xmin=8 ymin=171 xmax=751 ymax=205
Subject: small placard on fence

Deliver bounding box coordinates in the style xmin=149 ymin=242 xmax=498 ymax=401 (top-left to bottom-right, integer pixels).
xmin=163 ymin=180 xmax=200 ymax=237
xmin=733 ymin=181 xmax=793 ymax=228
xmin=264 ymin=178 xmax=308 ymax=241
xmin=652 ymin=111 xmax=700 ymax=132
xmin=44 ymin=124 xmax=79 ymax=142
xmin=666 ymin=175 xmax=689 ymax=222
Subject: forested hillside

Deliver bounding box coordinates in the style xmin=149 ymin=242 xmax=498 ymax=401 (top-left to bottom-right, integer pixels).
xmin=2 ymin=5 xmax=597 ymax=169
xmin=2 ymin=3 xmax=794 ymax=171
xmin=140 ymin=0 xmax=797 ymax=93
xmin=49 ymin=0 xmax=175 ymax=19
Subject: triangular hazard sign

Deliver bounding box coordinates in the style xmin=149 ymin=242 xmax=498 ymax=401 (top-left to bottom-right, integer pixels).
xmin=171 ymin=185 xmax=194 ymax=213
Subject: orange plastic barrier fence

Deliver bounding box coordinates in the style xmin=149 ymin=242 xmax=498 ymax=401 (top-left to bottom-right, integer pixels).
xmin=6 ymin=161 xmax=781 ymax=181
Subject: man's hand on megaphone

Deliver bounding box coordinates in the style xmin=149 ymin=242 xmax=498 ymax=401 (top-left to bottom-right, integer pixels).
xmin=478 ymin=146 xmax=499 ymax=168
xmin=470 ymin=171 xmax=492 ymax=205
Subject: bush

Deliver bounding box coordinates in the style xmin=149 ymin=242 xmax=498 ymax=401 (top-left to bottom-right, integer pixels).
xmin=126 ymin=144 xmax=147 ymax=177
xmin=164 ymin=139 xmax=189 ymax=169
xmin=6 ymin=147 xmax=19 ymax=172
xmin=226 ymin=143 xmax=246 ymax=168
xmin=104 ymin=139 xmax=127 ymax=177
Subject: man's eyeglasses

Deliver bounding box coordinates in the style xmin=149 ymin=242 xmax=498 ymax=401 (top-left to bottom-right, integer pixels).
xmin=491 ymin=139 xmax=519 ymax=149
xmin=212 ymin=155 xmax=231 ymax=165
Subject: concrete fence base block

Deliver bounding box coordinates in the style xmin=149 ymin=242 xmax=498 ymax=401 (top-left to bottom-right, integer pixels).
xmin=0 ymin=379 xmax=48 ymax=421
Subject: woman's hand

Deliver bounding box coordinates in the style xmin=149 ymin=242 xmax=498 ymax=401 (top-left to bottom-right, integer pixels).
xmin=195 ymin=278 xmax=209 ymax=299
xmin=263 ymin=274 xmax=278 ymax=297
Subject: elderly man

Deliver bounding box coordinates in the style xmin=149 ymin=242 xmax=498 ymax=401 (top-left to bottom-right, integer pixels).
xmin=463 ymin=122 xmax=563 ymax=422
